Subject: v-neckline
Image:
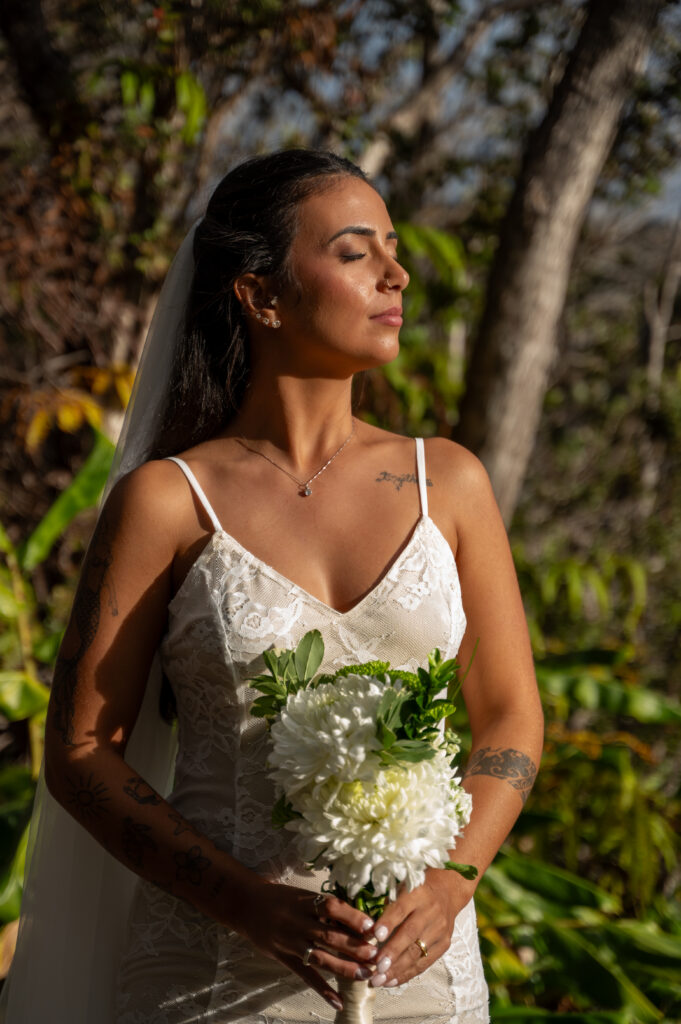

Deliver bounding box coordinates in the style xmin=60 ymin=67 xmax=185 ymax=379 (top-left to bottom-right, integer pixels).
xmin=169 ymin=514 xmax=439 ymax=619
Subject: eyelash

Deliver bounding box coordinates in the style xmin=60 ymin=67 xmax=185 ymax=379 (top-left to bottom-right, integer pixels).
xmin=340 ymin=251 xmax=400 ymax=262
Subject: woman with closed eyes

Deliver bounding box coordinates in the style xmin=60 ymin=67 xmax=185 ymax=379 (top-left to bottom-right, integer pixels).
xmin=2 ymin=149 xmax=543 ymax=1024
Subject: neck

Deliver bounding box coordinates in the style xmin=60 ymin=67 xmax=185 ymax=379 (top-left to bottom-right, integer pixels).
xmin=225 ymin=373 xmax=356 ymax=471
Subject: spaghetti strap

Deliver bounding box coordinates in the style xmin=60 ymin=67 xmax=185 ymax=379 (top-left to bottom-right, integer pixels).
xmin=415 ymin=437 xmax=429 ymax=518
xmin=165 ymin=456 xmax=223 ymax=533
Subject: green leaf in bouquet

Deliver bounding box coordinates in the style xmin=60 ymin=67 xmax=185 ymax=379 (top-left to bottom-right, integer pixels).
xmin=386 ymin=739 xmax=437 ymax=763
xmin=294 ymin=630 xmax=324 ymax=685
xmin=444 ymin=860 xmax=479 ymax=880
xmin=377 ymin=720 xmax=397 ymax=749
xmin=271 ymin=794 xmax=302 ymax=829
xmin=250 ymin=696 xmax=281 ymax=719
xmin=249 ymin=677 xmax=288 ymax=699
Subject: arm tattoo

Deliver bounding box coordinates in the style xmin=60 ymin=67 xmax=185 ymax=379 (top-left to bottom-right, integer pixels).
xmin=464 ymin=746 xmax=537 ymax=805
xmin=124 ymin=775 xmax=162 ymax=805
xmin=66 ymin=772 xmax=111 ymax=820
xmin=50 ymin=517 xmax=119 ymax=746
xmin=376 ymin=470 xmax=433 ymax=492
xmin=174 ymin=845 xmax=211 ymax=886
xmin=122 ymin=817 xmax=157 ymax=869
xmin=168 ymin=810 xmax=200 ymax=836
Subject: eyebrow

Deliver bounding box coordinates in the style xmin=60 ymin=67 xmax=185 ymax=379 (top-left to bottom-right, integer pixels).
xmin=325 ymin=226 xmax=399 ymax=245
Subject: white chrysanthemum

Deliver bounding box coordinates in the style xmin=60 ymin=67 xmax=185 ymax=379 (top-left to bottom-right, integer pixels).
xmin=289 ymin=749 xmax=472 ymax=901
xmin=268 ymin=675 xmax=386 ymax=796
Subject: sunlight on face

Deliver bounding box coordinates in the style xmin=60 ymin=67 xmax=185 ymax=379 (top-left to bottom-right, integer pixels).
xmin=276 ymin=176 xmax=410 ymax=375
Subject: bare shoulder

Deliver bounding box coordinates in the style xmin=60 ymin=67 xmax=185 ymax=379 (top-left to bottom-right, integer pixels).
xmin=100 ymin=458 xmax=192 ymax=549
xmin=423 ymin=437 xmax=491 ymax=497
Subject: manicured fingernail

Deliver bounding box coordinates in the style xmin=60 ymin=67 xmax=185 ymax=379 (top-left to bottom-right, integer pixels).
xmin=361 ymin=918 xmax=374 ymax=932
xmin=327 ymin=994 xmax=343 ymax=1010
xmin=363 ymin=946 xmax=377 ymax=960
xmin=370 ymin=973 xmax=387 ymax=988
xmin=377 ymin=956 xmax=392 ymax=974
xmin=386 ymin=978 xmax=399 ymax=988
xmin=375 ymin=925 xmax=388 ymax=942
xmin=355 ymin=966 xmax=372 ymax=980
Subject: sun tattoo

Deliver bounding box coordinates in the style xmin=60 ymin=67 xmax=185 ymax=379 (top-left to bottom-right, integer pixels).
xmin=464 ymin=747 xmax=538 ymax=805
xmin=66 ymin=772 xmax=111 ymax=820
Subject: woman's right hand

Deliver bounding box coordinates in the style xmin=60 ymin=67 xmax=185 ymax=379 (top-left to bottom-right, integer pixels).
xmin=238 ymin=880 xmax=379 ymax=1010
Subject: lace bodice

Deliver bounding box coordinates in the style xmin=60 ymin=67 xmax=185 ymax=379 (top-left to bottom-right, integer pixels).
xmin=115 ymin=438 xmax=490 ymax=1024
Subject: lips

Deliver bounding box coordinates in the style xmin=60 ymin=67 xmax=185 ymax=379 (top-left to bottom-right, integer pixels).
xmin=370 ymin=306 xmax=403 ymax=324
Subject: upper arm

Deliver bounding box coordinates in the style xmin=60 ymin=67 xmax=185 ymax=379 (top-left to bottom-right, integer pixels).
xmin=438 ymin=442 xmax=541 ymax=737
xmin=45 ymin=460 xmax=183 ymax=770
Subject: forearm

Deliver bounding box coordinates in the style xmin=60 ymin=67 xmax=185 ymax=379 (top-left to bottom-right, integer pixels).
xmin=430 ymin=711 xmax=544 ymax=905
xmin=45 ymin=745 xmax=262 ymax=933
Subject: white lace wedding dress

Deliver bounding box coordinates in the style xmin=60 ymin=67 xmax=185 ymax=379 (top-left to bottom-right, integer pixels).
xmin=115 ymin=437 xmax=490 ymax=1024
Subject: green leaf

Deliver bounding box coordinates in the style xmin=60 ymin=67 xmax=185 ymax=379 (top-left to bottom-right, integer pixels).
xmin=498 ymin=849 xmax=621 ymax=913
xmin=271 ymin=794 xmax=302 ymax=829
xmin=0 ymin=672 xmax=50 ymax=721
xmin=0 ymin=823 xmax=29 ymax=924
xmin=19 ymin=430 xmax=115 ymax=571
xmin=545 ymin=924 xmax=662 ymax=1022
xmin=444 ymin=860 xmax=479 ymax=880
xmin=377 ymin=720 xmax=397 ymax=748
xmin=294 ymin=630 xmax=324 ymax=685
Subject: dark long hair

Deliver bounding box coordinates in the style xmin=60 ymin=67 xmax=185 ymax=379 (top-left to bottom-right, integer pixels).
xmin=148 ymin=149 xmax=369 ymax=460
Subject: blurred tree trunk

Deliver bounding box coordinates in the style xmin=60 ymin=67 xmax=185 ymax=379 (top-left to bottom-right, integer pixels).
xmin=0 ymin=0 xmax=88 ymax=143
xmin=453 ymin=0 xmax=666 ymax=525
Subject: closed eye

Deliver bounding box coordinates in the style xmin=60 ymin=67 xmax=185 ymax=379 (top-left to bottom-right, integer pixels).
xmin=340 ymin=253 xmax=366 ymax=261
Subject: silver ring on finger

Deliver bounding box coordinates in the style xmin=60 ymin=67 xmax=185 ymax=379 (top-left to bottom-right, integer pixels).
xmin=302 ymin=945 xmax=316 ymax=966
xmin=313 ymin=893 xmax=326 ymax=918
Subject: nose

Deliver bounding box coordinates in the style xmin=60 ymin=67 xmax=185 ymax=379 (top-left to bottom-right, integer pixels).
xmin=379 ymin=258 xmax=409 ymax=292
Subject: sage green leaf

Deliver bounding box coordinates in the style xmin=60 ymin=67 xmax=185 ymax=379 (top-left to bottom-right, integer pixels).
xmin=294 ymin=630 xmax=324 ymax=685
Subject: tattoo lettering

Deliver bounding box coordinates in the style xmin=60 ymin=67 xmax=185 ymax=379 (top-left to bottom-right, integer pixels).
xmin=174 ymin=845 xmax=211 ymax=886
xmin=66 ymin=772 xmax=111 ymax=820
xmin=122 ymin=817 xmax=157 ymax=868
xmin=50 ymin=517 xmax=119 ymax=746
xmin=376 ymin=470 xmax=433 ymax=492
xmin=124 ymin=776 xmax=162 ymax=805
xmin=464 ymin=746 xmax=537 ymax=805
xmin=168 ymin=810 xmax=200 ymax=836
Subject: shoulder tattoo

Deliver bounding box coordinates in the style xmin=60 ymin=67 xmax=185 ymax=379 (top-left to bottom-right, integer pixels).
xmin=376 ymin=470 xmax=433 ymax=492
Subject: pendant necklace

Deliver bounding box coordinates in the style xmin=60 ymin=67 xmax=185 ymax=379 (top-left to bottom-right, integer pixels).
xmin=236 ymin=422 xmax=355 ymax=497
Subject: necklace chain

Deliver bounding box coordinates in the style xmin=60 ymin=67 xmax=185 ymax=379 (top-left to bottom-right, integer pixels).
xmin=236 ymin=422 xmax=355 ymax=497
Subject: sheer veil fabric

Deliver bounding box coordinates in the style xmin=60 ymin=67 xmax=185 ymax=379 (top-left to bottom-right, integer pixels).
xmin=0 ymin=225 xmax=200 ymax=1022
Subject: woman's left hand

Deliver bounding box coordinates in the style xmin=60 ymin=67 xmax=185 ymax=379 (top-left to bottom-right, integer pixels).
xmin=366 ymin=868 xmax=477 ymax=989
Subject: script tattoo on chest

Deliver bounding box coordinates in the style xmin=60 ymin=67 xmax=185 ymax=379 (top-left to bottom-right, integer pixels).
xmin=50 ymin=516 xmax=119 ymax=746
xmin=464 ymin=746 xmax=537 ymax=805
xmin=376 ymin=470 xmax=433 ymax=492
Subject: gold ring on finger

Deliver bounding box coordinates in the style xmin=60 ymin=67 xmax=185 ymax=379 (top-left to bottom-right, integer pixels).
xmin=302 ymin=945 xmax=316 ymax=966
xmin=414 ymin=938 xmax=429 ymax=958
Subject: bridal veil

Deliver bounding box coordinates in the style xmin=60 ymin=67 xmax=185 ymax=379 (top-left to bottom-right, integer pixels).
xmin=0 ymin=224 xmax=199 ymax=1022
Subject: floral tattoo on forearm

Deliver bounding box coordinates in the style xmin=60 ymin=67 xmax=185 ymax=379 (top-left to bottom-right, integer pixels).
xmin=463 ymin=746 xmax=537 ymax=805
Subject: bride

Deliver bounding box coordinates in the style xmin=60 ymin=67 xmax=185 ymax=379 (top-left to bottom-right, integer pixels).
xmin=2 ymin=148 xmax=543 ymax=1023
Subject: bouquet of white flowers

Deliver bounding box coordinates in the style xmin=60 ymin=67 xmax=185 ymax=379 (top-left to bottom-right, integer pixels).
xmin=250 ymin=631 xmax=477 ymax=1022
